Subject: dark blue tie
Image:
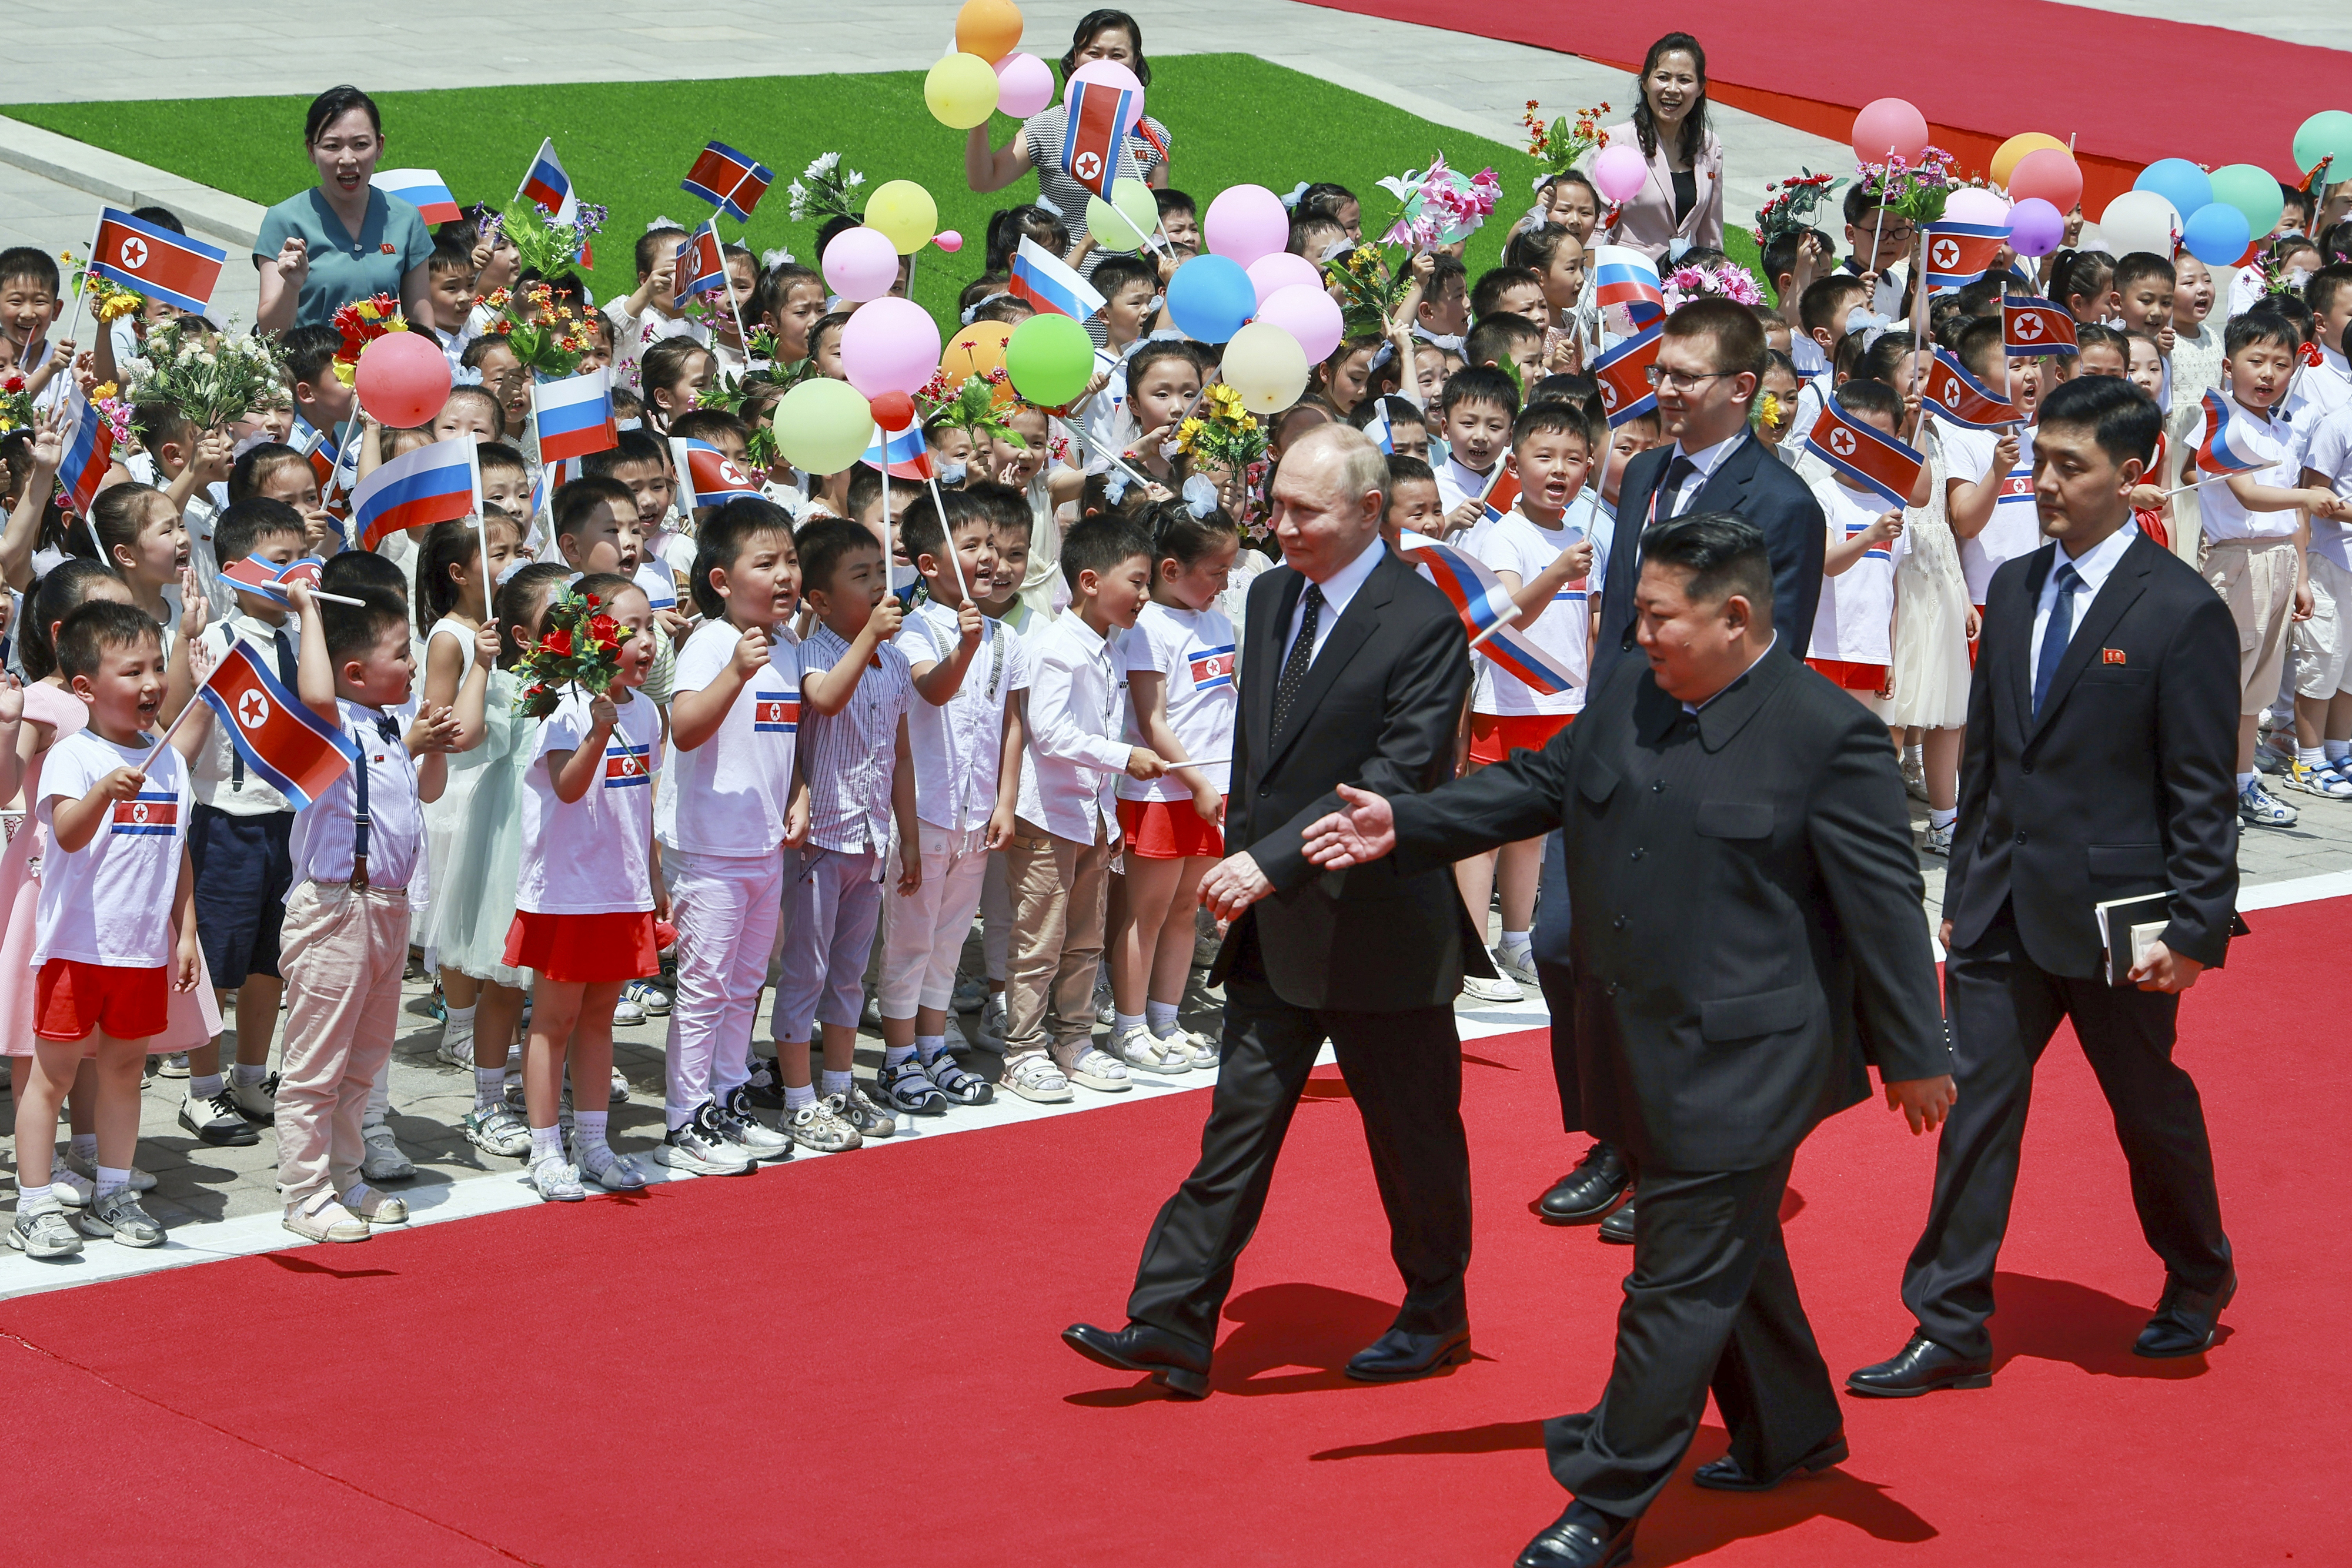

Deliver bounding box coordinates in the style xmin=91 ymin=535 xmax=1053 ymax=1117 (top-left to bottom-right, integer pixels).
xmin=2032 ymin=560 xmax=2085 ymax=718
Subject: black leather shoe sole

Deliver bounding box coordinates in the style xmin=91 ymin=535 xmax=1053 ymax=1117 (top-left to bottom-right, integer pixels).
xmin=1344 ymin=1332 xmax=1472 ymax=1383
xmin=1061 ymin=1327 xmax=1210 ymax=1398
xmin=1693 ymin=1433 xmax=1849 ymax=1491
xmin=1845 ymin=1366 xmax=1990 ymax=1398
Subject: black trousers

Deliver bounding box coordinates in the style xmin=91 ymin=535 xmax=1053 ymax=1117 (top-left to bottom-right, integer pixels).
xmin=1125 ymin=932 xmax=1472 ymax=1353
xmin=1903 ymin=906 xmax=2233 ymax=1360
xmin=1545 ymin=1152 xmax=1841 ymax=1519
xmin=1535 ymin=959 xmax=1588 ymax=1137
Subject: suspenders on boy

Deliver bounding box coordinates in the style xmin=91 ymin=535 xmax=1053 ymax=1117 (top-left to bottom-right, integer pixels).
xmin=347 ymin=713 xmax=400 ymax=891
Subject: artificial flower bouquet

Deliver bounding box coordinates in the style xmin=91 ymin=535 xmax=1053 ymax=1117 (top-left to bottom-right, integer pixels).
xmin=515 ymin=586 xmax=636 ymax=719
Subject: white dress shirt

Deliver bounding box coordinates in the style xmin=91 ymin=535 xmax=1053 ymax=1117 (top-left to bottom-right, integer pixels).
xmin=1657 ymin=430 xmax=1746 ymax=521
xmin=1279 ymin=537 xmax=1387 ymax=670
xmin=289 ymin=701 xmax=422 ymax=888
xmin=1018 ymin=613 xmax=1130 ymax=843
xmin=2029 ymin=523 xmax=2139 ymax=694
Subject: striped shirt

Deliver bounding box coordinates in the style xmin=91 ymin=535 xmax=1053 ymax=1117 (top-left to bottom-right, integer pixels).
xmin=799 ymin=623 xmax=916 ymax=855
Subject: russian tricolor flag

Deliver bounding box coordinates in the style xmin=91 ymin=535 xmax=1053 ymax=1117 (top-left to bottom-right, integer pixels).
xmin=2003 ymin=295 xmax=2078 ymax=358
xmin=352 ymin=436 xmax=483 ymax=549
xmin=518 ymin=138 xmax=575 ymax=219
xmin=54 ymin=383 xmax=113 ymax=516
xmin=1591 ymin=245 xmax=1665 ymax=327
xmin=1396 ymin=540 xmax=1579 ymax=695
xmin=2192 ymin=388 xmax=2278 ymax=476
xmin=1922 ymin=220 xmax=2008 ymax=290
xmin=1009 ymin=236 xmax=1106 ymax=322
xmin=861 ymin=423 xmax=933 ymax=482
xmin=1806 ymin=397 xmax=1925 ymax=509
xmin=1061 ymin=79 xmax=1140 ymax=199
xmin=533 ymin=369 xmax=618 ymax=466
xmin=1362 ymin=400 xmax=1395 ymax=454
xmin=681 ymin=141 xmax=773 ymax=223
xmin=670 ymin=437 xmax=763 ymax=508
xmin=219 ymin=553 xmax=330 ymax=607
xmin=1924 ymin=350 xmax=2017 ymax=430
xmin=370 ymin=169 xmax=461 ymax=226
xmin=88 ymin=207 xmax=226 ymax=315
xmin=1592 ymin=324 xmax=1661 ymax=427
xmin=196 ymin=642 xmax=362 ymax=811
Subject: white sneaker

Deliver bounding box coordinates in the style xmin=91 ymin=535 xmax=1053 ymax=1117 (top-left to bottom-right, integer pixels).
xmin=359 ymin=1122 xmax=416 ymax=1182
xmin=155 ymin=1053 xmax=190 ymax=1079
xmin=975 ymin=994 xmax=1008 ymax=1050
xmin=2240 ymin=777 xmax=2300 ymax=827
xmin=46 ymin=1161 xmax=95 ymax=1207
xmin=1922 ymin=821 xmax=1955 ymax=857
xmin=1067 ymin=1047 xmax=1132 ymax=1094
xmin=341 ymin=1182 xmax=408 ymax=1224
xmin=59 ymin=1150 xmax=157 ymax=1195
xmin=784 ymin=1096 xmax=862 ymax=1152
xmin=1093 ymin=978 xmax=1117 ymax=1027
xmin=1003 ymin=1055 xmax=1073 ymax=1104
xmin=228 ymin=1071 xmax=278 ymax=1122
xmin=283 ymin=1190 xmax=369 ymax=1243
xmin=1113 ymin=1025 xmax=1189 ymax=1074
xmin=1492 ymin=944 xmax=1540 ymax=988
xmin=1459 ymin=959 xmax=1524 ymax=1004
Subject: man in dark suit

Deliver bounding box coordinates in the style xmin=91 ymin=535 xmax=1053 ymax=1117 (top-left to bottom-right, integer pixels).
xmin=1850 ymin=376 xmax=2241 ymax=1400
xmin=1539 ymin=297 xmax=1830 ymax=1245
xmin=1063 ymin=424 xmax=1492 ymax=1400
xmin=1302 ymin=514 xmax=1955 ymax=1568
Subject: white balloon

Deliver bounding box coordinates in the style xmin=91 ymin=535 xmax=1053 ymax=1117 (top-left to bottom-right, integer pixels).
xmin=2097 ymin=190 xmax=2183 ymax=263
xmin=1943 ymin=187 xmax=2011 ymax=228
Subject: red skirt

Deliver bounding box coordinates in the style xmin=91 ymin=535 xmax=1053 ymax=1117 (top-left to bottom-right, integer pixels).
xmin=1118 ymin=797 xmax=1227 ymax=860
xmin=1806 ymin=658 xmax=1888 ymax=693
xmin=1468 ymin=710 xmax=1572 ymax=765
xmin=502 ymin=910 xmax=659 ymax=985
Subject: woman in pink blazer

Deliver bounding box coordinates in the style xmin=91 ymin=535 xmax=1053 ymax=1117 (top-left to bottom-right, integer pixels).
xmin=1595 ymin=32 xmax=1725 ymax=262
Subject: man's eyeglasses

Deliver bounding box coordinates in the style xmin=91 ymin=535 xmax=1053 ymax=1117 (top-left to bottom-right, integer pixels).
xmin=1644 ymin=367 xmax=1725 ymax=392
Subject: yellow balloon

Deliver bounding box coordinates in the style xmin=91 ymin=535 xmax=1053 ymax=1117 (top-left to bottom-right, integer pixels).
xmin=1220 ymin=321 xmax=1310 ymax=415
xmin=924 ymin=52 xmax=1001 ymax=131
xmin=1991 ymin=133 xmax=2069 ymax=190
xmin=1085 ymin=180 xmax=1161 ymax=252
xmin=866 ymin=179 xmax=939 ymax=256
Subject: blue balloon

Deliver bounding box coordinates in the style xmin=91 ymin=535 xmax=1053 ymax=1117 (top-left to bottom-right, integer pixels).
xmin=1165 ymin=254 xmax=1256 ymax=344
xmin=2133 ymin=158 xmax=2212 ymax=222
xmin=2182 ymin=202 xmax=2251 ymax=267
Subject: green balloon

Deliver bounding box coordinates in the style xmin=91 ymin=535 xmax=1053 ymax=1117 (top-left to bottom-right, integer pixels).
xmin=2208 ymin=163 xmax=2284 ymax=239
xmin=776 ymin=376 xmax=875 ymax=477
xmin=2294 ymin=111 xmax=2352 ymax=179
xmin=1003 ymin=312 xmax=1095 ymax=407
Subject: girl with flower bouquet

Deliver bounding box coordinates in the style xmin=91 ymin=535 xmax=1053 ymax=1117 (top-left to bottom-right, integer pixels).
xmin=503 ymin=572 xmax=664 ymax=1201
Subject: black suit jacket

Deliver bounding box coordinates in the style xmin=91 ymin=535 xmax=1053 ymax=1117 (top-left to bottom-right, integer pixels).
xmin=1388 ymin=649 xmax=1949 ymax=1172
xmin=1212 ymin=545 xmax=1490 ymax=1012
xmin=1945 ymin=532 xmax=2240 ymax=976
xmin=1592 ymin=432 xmax=1826 ymax=689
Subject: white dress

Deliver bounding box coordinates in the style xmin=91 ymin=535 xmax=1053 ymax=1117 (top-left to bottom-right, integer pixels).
xmin=416 ymin=618 xmax=482 ymax=971
xmin=1884 ymin=429 xmax=1974 ymax=731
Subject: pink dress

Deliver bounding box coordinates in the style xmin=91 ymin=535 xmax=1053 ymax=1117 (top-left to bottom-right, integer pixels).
xmin=1 ymin=682 xmax=221 ymax=1056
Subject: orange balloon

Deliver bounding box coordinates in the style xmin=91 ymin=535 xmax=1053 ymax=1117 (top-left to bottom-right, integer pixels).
xmin=942 ymin=322 xmax=1013 ymax=393
xmin=1991 ymin=132 xmax=2069 ymax=190
xmin=954 ymin=0 xmax=1024 ymax=65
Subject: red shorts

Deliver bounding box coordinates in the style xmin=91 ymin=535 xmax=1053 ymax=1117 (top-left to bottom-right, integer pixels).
xmin=36 ymin=959 xmax=170 ymax=1043
xmin=1468 ymin=711 xmax=1572 ymax=765
xmin=1806 ymin=658 xmax=1889 ymax=693
xmin=502 ymin=911 xmax=659 ymax=985
xmin=1117 ymin=796 xmax=1227 ymax=860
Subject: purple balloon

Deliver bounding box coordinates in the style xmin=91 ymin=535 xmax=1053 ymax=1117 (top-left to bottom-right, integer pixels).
xmin=1246 ymin=251 xmax=1322 ymax=307
xmin=1255 ymin=283 xmax=1345 ymax=364
xmin=2007 ymin=197 xmax=2066 ymax=259
xmin=838 ymin=296 xmax=942 ymax=398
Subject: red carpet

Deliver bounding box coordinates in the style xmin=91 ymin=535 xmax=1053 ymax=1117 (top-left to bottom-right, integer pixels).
xmin=1304 ymin=0 xmax=2343 ymax=212
xmin=5 ymin=900 xmax=2346 ymax=1566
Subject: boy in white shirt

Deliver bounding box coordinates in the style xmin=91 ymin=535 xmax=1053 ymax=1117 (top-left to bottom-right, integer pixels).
xmin=1431 ymin=367 xmax=1521 ymax=535
xmin=1803 ymin=378 xmax=1907 ymax=714
xmin=1942 ymin=320 xmax=2039 ymax=618
xmin=1004 ymin=518 xmax=1166 ymax=1104
xmin=2294 ymin=396 xmax=2352 ymax=794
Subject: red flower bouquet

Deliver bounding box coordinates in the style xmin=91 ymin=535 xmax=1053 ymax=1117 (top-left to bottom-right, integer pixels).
xmin=514 ymin=588 xmax=635 ymax=718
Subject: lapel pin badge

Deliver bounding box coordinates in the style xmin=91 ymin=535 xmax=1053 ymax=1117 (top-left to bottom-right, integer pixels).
xmin=2101 ymin=648 xmax=2126 ymax=666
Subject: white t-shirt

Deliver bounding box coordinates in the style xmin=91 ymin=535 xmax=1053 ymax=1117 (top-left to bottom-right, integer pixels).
xmin=1468 ymin=509 xmax=1589 ymax=716
xmin=894 ymin=601 xmax=1031 ymax=832
xmin=1947 ymin=422 xmax=2037 ymax=604
xmin=1808 ymin=480 xmax=1899 ymax=666
xmin=2191 ymin=399 xmax=2298 ymax=541
xmin=519 ymin=688 xmax=659 ymax=913
xmin=35 ymin=730 xmax=192 ymax=969
xmin=2302 ymin=403 xmax=2352 ymax=571
xmin=1118 ymin=602 xmax=1238 ymax=802
xmin=634 ymin=560 xmax=681 ymax=616
xmin=289 ymin=701 xmax=424 ymax=888
xmin=656 ymin=619 xmax=801 ymax=857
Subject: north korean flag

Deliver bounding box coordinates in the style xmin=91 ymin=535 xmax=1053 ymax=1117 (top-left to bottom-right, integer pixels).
xmin=196 ymin=642 xmax=361 ymax=811
xmin=1924 ymin=350 xmax=2017 ymax=429
xmin=111 ymin=792 xmax=181 ymax=838
xmin=753 ymin=689 xmax=800 ymax=735
xmin=89 ymin=208 xmax=225 ymax=315
xmin=603 ymin=739 xmax=652 ymax=788
xmin=1592 ymin=324 xmax=1661 ymax=427
xmin=1186 ymin=644 xmax=1236 ymax=691
xmin=1805 ymin=396 xmax=1925 ymax=509
xmin=1060 ymin=79 xmax=1140 ymax=199
xmin=674 ymin=219 xmax=729 ymax=300
xmin=670 ymin=437 xmax=763 ymax=508
xmin=1479 ymin=456 xmax=1522 ymax=525
xmin=2003 ymin=294 xmax=2079 ymax=358
xmin=1921 ymin=220 xmax=2008 ymax=290
xmin=681 ymin=141 xmax=774 ymax=223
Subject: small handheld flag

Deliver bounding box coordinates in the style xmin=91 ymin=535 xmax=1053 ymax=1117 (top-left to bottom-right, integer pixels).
xmin=1397 ymin=540 xmax=1579 ymax=695
xmin=1806 ymin=397 xmax=1925 ymax=508
xmin=1362 ymin=400 xmax=1395 ymax=455
xmin=196 ymin=643 xmax=362 ymax=811
xmin=532 ymin=369 xmax=619 ymax=466
xmin=674 ymin=219 xmax=728 ymax=300
xmin=1923 ymin=350 xmax=2018 ymax=429
xmin=518 ymin=138 xmax=575 ymax=219
xmin=1480 ymin=457 xmax=1522 ymax=525
xmin=681 ymin=142 xmax=774 ymax=222
xmin=1008 ymin=236 xmax=1107 ymax=322
xmin=1592 ymin=324 xmax=1662 ymax=427
xmin=2192 ymin=388 xmax=2279 ymax=476
xmin=670 ymin=437 xmax=763 ymax=509
xmin=352 ymin=437 xmax=483 ymax=549
xmin=2003 ymin=295 xmax=2078 ymax=358
xmin=370 ymin=169 xmax=460 ymax=226
xmin=1060 ymin=79 xmax=1141 ymax=199
xmin=861 ymin=424 xmax=934 ymax=482
xmin=1589 ymin=246 xmax=1666 ymax=327
xmin=88 ymin=208 xmax=226 ymax=315
xmin=54 ymin=383 xmax=114 ymax=516
xmin=218 ymin=554 xmax=366 ymax=609
xmin=1921 ymin=220 xmax=2008 ymax=290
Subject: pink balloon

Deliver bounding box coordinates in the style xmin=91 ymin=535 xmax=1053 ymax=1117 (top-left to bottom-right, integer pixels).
xmin=1591 ymin=145 xmax=1647 ymax=205
xmin=2008 ymin=148 xmax=2083 ymax=215
xmin=1204 ymin=185 xmax=1291 ymax=267
xmin=838 ymin=296 xmax=943 ymax=399
xmin=1255 ymin=283 xmax=1344 ymax=364
xmin=1852 ymin=97 xmax=1930 ymax=164
xmin=934 ymin=230 xmax=964 ymax=253
xmin=1246 ymin=251 xmax=1322 ymax=307
xmin=354 ymin=330 xmax=450 ymax=429
xmin=1068 ymin=59 xmax=1142 ymax=105
xmin=1943 ymin=186 xmax=2010 ymax=228
xmin=823 ymin=226 xmax=900 ymax=303
xmin=2005 ymin=197 xmax=2066 ymax=258
xmin=994 ymin=52 xmax=1055 ymax=118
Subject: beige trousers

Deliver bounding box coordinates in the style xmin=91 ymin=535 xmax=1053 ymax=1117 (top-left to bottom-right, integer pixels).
xmin=275 ymin=880 xmax=409 ymax=1204
xmin=1003 ymin=823 xmax=1113 ymax=1070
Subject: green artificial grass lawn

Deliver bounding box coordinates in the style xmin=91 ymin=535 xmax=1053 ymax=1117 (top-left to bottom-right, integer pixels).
xmin=7 ymin=56 xmax=1760 ymax=325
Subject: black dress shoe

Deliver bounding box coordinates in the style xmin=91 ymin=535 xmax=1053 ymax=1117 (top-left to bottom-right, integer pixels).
xmin=1693 ymin=1430 xmax=1849 ymax=1492
xmin=1846 ymin=1333 xmax=1992 ymax=1398
xmin=1596 ymin=1194 xmax=1636 ymax=1245
xmin=1344 ymin=1325 xmax=1471 ymax=1382
xmin=2133 ymin=1270 xmax=2235 ymax=1358
xmin=1061 ymin=1320 xmax=1211 ymax=1398
xmin=1539 ymin=1142 xmax=1631 ymax=1223
xmin=1515 ymin=1501 xmax=1637 ymax=1568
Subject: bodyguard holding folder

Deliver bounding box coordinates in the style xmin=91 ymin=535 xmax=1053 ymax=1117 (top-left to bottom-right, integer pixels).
xmin=1850 ymin=376 xmax=2245 ymax=1399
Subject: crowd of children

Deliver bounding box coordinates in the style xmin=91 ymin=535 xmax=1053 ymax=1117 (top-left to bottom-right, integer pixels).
xmin=0 ymin=61 xmax=2347 ymax=1249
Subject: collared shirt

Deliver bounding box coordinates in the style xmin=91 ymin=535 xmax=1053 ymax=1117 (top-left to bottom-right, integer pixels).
xmin=1435 ymin=452 xmax=1498 ymax=515
xmin=895 ymin=602 xmax=1031 ymax=834
xmin=1682 ymin=631 xmax=1779 ymax=714
xmin=289 ymin=702 xmax=421 ymax=888
xmin=253 ymin=187 xmax=433 ymax=330
xmin=2029 ymin=523 xmax=2139 ymax=693
xmin=192 ymin=611 xmax=301 ymax=815
xmin=1018 ymin=613 xmax=1130 ymax=842
xmin=1280 ymin=537 xmax=1387 ymax=668
xmin=798 ymin=623 xmax=916 ymax=855
xmin=1658 ymin=430 xmax=1745 ymax=521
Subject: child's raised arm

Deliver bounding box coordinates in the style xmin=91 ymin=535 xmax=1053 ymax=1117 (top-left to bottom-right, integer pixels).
xmin=162 ymin=428 xmax=232 ymax=522
xmin=801 ymin=599 xmax=904 ymax=715
xmin=1945 ymin=429 xmax=2019 ymax=540
xmin=1 ymin=413 xmax=62 ymax=591
xmin=1825 ymin=511 xmax=1903 ymax=577
xmin=286 ymin=582 xmax=339 ymax=720
xmin=22 ymin=337 xmax=74 ymax=402
xmin=1502 ymin=535 xmax=1597 ymax=630
xmin=911 ymin=600 xmax=984 ymax=707
xmin=159 ymin=570 xmax=207 ymax=726
xmin=670 ymin=621 xmax=769 ymax=749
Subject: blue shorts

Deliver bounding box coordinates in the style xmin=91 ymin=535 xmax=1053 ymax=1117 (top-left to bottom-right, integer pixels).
xmin=188 ymin=804 xmax=295 ymax=987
